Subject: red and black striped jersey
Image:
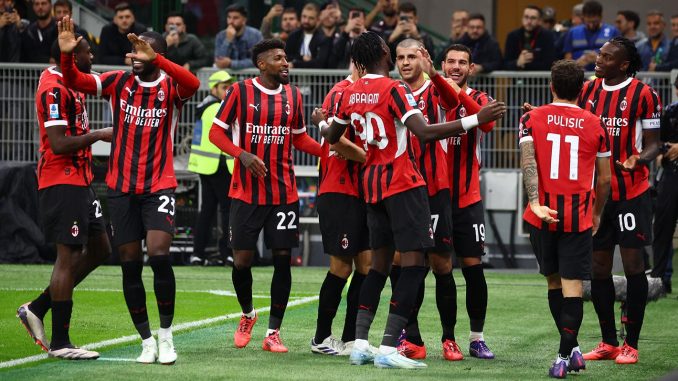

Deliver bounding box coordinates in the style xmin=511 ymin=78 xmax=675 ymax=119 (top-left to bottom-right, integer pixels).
xmin=213 ymin=77 xmax=307 ymax=205
xmin=36 ymin=67 xmax=92 ymax=190
xmin=334 ymin=74 xmax=426 ymax=203
xmin=519 ymin=103 xmax=611 ymax=232
xmin=408 ymin=80 xmax=450 ymax=196
xmin=578 ymin=77 xmax=662 ymax=201
xmin=318 ymin=77 xmax=362 ymax=197
xmin=445 ymin=87 xmax=494 ymax=208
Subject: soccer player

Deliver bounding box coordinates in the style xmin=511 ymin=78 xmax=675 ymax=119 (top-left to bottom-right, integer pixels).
xmin=520 ymin=59 xmax=611 ymax=378
xmin=579 ymin=36 xmax=662 ymax=364
xmin=17 ymin=36 xmax=112 ymax=360
xmin=322 ymin=31 xmax=505 ymax=369
xmin=392 ymin=38 xmax=465 ymax=361
xmin=58 ymin=16 xmax=200 ymax=364
xmin=209 ymin=39 xmax=323 ymax=353
xmin=309 ymin=66 xmax=373 ymax=356
xmin=440 ymin=43 xmax=497 ymax=359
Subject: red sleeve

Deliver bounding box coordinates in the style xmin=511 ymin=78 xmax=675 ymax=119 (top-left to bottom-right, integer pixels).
xmin=459 ymin=90 xmax=495 ymax=133
xmin=640 ymin=87 xmax=662 ymax=129
xmin=38 ymin=85 xmax=71 ymax=129
xmin=209 ymin=126 xmax=243 ymax=158
xmin=518 ymin=112 xmax=533 ymax=145
xmin=212 ymin=84 xmax=239 ymax=130
xmin=389 ymin=81 xmax=421 ymax=123
xmin=292 ymin=132 xmax=322 ymax=157
xmin=153 ymin=54 xmax=200 ymax=101
xmin=62 ymin=52 xmax=122 ymax=97
xmin=430 ymin=74 xmax=459 ymax=110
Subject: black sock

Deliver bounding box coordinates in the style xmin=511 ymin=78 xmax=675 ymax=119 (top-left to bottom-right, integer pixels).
xmin=50 ymin=300 xmax=73 ymax=349
xmin=405 ymin=270 xmax=428 ymax=346
xmin=29 ymin=287 xmax=51 ymax=320
xmin=591 ymin=277 xmax=618 ymax=346
xmin=462 ymin=264 xmax=487 ymax=333
xmin=559 ymin=297 xmax=583 ymax=357
xmin=390 ymin=265 xmax=401 ymax=293
xmin=149 ymin=255 xmax=176 ymax=329
xmin=625 ymin=273 xmax=648 ymax=349
xmin=121 ymin=261 xmax=151 ymax=340
xmin=548 ymin=288 xmax=564 ymax=332
xmin=355 ymin=269 xmax=388 ymax=340
xmin=269 ymin=255 xmax=291 ymax=330
xmin=435 ymin=271 xmax=457 ymax=342
xmin=381 ymin=266 xmax=428 ymax=347
xmin=232 ymin=265 xmax=253 ymax=314
xmin=315 ymin=272 xmax=347 ymax=343
xmin=341 ymin=271 xmax=365 ymax=343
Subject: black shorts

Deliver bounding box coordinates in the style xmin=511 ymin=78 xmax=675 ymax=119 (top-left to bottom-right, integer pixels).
xmin=451 ymin=200 xmax=486 ymax=258
xmin=529 ymin=224 xmax=592 ymax=280
xmin=39 ymin=185 xmax=106 ymax=245
xmin=107 ymin=188 xmax=176 ymax=246
xmin=367 ymin=186 xmax=434 ymax=252
xmin=592 ymin=191 xmax=653 ymax=251
xmin=429 ymin=189 xmax=454 ymax=253
xmin=317 ymin=193 xmax=369 ymax=256
xmin=229 ymin=199 xmax=299 ymax=250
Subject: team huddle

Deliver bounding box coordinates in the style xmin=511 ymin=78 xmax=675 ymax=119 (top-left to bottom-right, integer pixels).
xmin=18 ymin=15 xmax=661 ymax=377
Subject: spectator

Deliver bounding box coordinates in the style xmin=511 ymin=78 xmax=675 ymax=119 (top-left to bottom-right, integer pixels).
xmin=0 ymin=0 xmax=23 ymax=62
xmin=561 ymin=3 xmax=583 ymax=30
xmin=541 ymin=7 xmax=556 ymax=31
xmin=97 ymin=3 xmax=146 ymax=65
xmin=214 ymin=4 xmax=262 ymax=69
xmin=655 ymin=15 xmax=678 ymax=71
xmin=615 ymin=10 xmax=646 ymax=46
xmin=387 ymin=2 xmax=435 ymax=62
xmin=163 ymin=11 xmax=210 ymax=71
xmin=562 ymin=1 xmax=619 ymax=70
xmin=53 ymin=0 xmax=94 ymax=47
xmin=260 ymin=5 xmax=299 ymax=41
xmin=366 ymin=0 xmax=398 ymax=42
xmin=638 ymin=11 xmax=671 ymax=71
xmin=457 ymin=13 xmax=502 ymax=74
xmin=330 ymin=7 xmax=366 ymax=68
xmin=318 ymin=2 xmax=342 ymax=39
xmin=285 ymin=3 xmax=330 ymax=68
xmin=20 ymin=0 xmax=55 ymax=63
xmin=436 ymin=9 xmax=469 ymax=65
xmin=504 ymin=5 xmax=556 ymax=70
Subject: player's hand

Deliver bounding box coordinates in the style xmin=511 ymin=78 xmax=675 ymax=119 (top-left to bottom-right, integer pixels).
xmin=57 ymin=16 xmax=82 ymax=54
xmin=311 ymin=108 xmax=327 ymax=127
xmin=97 ymin=127 xmax=113 ymax=142
xmin=522 ymin=102 xmax=535 ymax=113
xmin=126 ymin=33 xmax=157 ymax=62
xmin=592 ymin=213 xmax=601 ymax=236
xmin=530 ymin=203 xmax=559 ymax=224
xmin=417 ymin=47 xmax=437 ymax=78
xmin=477 ymin=100 xmax=506 ymax=124
xmin=239 ymin=151 xmax=267 ymax=177
xmin=615 ymin=155 xmax=640 ymax=172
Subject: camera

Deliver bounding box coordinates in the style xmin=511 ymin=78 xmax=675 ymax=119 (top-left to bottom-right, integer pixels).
xmin=168 ymin=25 xmax=178 ymax=33
xmin=399 ymin=15 xmax=411 ymax=22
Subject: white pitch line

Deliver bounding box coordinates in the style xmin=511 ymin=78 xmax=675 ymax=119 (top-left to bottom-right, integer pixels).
xmin=96 ymin=357 xmax=137 ymax=362
xmin=0 ymin=287 xmax=313 ymax=299
xmin=0 ymin=295 xmax=319 ymax=369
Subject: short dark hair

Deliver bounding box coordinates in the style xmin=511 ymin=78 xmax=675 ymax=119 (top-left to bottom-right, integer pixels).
xmin=468 ymin=13 xmax=485 ymax=23
xmin=525 ymin=5 xmax=542 ymax=17
xmin=550 ymin=60 xmax=584 ymax=101
xmin=114 ymin=2 xmax=133 ymax=14
xmin=53 ymin=0 xmax=73 ymax=12
xmin=282 ymin=7 xmax=297 ymax=16
xmin=608 ymin=36 xmax=642 ymax=77
xmin=226 ymin=4 xmax=247 ymax=18
xmin=398 ymin=2 xmax=417 ymax=16
xmin=442 ymin=44 xmax=473 ymax=64
xmin=50 ymin=33 xmax=83 ymax=62
xmin=617 ymin=10 xmax=640 ymax=30
xmin=251 ymin=38 xmax=286 ymax=67
xmin=348 ymin=7 xmax=365 ymax=17
xmin=140 ymin=31 xmax=167 ymax=54
xmin=582 ymin=1 xmax=603 ymax=17
xmin=165 ymin=11 xmax=184 ymax=24
xmin=350 ymin=31 xmax=388 ymax=73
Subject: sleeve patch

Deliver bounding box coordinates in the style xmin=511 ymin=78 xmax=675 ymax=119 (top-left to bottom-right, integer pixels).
xmin=405 ymin=93 xmax=417 ymax=107
xmin=49 ymin=104 xmax=59 ymax=119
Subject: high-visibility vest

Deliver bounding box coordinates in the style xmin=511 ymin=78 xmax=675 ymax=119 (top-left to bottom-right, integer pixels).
xmin=188 ymin=100 xmax=234 ymax=175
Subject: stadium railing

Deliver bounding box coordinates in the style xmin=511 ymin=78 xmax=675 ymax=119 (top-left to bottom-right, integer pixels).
xmin=1 ymin=63 xmax=675 ymax=171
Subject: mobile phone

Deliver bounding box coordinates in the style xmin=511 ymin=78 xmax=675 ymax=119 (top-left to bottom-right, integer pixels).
xmin=5 ymin=6 xmax=14 ymax=13
xmin=169 ymin=25 xmax=178 ymax=33
xmin=399 ymin=15 xmax=411 ymax=22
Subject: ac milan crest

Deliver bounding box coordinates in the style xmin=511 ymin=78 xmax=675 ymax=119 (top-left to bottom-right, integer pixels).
xmin=158 ymin=89 xmax=165 ymax=102
xmin=285 ymin=102 xmax=291 ymax=115
xmin=459 ymin=106 xmax=467 ymax=117
xmin=341 ymin=234 xmax=349 ymax=250
xmin=71 ymin=222 xmax=79 ymax=237
xmin=620 ymin=98 xmax=628 ymax=111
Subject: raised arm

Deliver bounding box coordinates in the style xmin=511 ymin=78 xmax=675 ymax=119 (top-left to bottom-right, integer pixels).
xmin=59 ymin=16 xmax=101 ymax=95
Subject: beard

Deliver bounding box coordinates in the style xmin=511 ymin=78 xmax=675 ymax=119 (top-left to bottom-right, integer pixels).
xmin=275 ymin=73 xmax=290 ymax=85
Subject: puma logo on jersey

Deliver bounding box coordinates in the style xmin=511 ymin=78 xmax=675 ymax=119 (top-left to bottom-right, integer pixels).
xmin=587 ymin=99 xmax=597 ymax=108
xmin=48 ymin=91 xmax=58 ymax=99
xmin=249 ymin=103 xmax=260 ymax=111
xmin=125 ymin=87 xmax=135 ymax=96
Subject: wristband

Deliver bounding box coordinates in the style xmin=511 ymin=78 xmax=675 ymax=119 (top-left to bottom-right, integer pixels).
xmin=318 ymin=120 xmax=329 ymax=130
xmin=461 ymin=114 xmax=479 ymax=131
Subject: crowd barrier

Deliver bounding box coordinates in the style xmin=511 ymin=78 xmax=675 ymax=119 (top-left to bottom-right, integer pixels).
xmin=1 ymin=63 xmax=675 ymax=171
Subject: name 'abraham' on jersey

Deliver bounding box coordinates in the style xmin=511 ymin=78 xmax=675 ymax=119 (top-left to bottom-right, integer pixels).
xmin=520 ymin=103 xmax=611 ymax=232
xmin=408 ymin=79 xmax=450 ymax=196
xmin=578 ymin=77 xmax=662 ymax=201
xmin=334 ymin=74 xmax=426 ymax=203
xmin=213 ymin=77 xmax=307 ymax=205
xmin=318 ymin=77 xmax=362 ymax=197
xmin=446 ymin=88 xmax=494 ymax=208
xmin=36 ymin=67 xmax=93 ymax=189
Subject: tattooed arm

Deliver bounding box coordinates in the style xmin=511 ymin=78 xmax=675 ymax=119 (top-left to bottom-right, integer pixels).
xmin=520 ymin=140 xmax=559 ymax=224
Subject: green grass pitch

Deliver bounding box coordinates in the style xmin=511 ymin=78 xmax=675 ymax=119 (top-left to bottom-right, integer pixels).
xmin=0 ymin=265 xmax=676 ymax=380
